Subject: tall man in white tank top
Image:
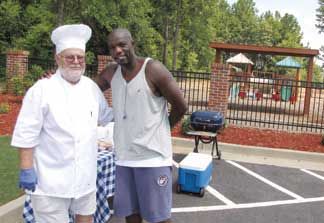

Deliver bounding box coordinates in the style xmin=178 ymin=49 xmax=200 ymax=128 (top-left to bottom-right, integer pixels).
xmin=97 ymin=28 xmax=187 ymax=223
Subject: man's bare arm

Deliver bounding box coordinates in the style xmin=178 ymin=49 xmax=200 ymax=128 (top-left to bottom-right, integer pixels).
xmin=95 ymin=63 xmax=118 ymax=91
xmin=146 ymin=60 xmax=187 ymax=128
xmin=19 ymin=148 xmax=34 ymax=169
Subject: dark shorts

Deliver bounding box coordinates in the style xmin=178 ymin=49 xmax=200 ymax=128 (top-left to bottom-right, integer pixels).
xmin=113 ymin=165 xmax=172 ymax=223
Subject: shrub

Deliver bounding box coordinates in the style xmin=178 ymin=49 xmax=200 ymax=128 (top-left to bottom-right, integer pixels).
xmin=7 ymin=65 xmax=44 ymax=96
xmin=181 ymin=116 xmax=193 ymax=134
xmin=0 ymin=102 xmax=10 ymax=114
xmin=321 ymin=135 xmax=324 ymax=146
xmin=25 ymin=65 xmax=44 ymax=83
xmin=8 ymin=75 xmax=25 ymax=96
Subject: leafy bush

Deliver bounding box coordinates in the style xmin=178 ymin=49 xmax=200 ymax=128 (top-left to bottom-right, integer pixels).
xmin=7 ymin=65 xmax=44 ymax=96
xmin=8 ymin=75 xmax=25 ymax=96
xmin=181 ymin=116 xmax=193 ymax=134
xmin=321 ymin=135 xmax=324 ymax=146
xmin=25 ymin=65 xmax=44 ymax=83
xmin=0 ymin=102 xmax=10 ymax=114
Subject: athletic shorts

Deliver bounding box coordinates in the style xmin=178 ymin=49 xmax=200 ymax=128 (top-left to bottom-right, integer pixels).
xmin=30 ymin=191 xmax=96 ymax=223
xmin=113 ymin=165 xmax=172 ymax=223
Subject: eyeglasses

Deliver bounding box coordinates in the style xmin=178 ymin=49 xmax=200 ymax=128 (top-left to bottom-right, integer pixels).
xmin=61 ymin=55 xmax=85 ymax=63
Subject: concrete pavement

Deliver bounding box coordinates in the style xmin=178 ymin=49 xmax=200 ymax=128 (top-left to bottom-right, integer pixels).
xmin=1 ymin=137 xmax=323 ymax=223
xmin=172 ymin=137 xmax=324 ymax=171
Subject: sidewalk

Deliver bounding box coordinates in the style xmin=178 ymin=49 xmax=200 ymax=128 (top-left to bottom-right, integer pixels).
xmin=172 ymin=137 xmax=324 ymax=171
xmin=1 ymin=137 xmax=324 ymax=223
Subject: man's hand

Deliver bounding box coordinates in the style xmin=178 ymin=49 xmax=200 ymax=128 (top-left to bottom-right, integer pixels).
xmin=19 ymin=168 xmax=37 ymax=192
xmin=41 ymin=69 xmax=55 ymax=79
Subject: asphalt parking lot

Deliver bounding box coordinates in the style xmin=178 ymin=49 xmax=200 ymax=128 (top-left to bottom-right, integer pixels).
xmin=172 ymin=154 xmax=324 ymax=223
xmin=110 ymin=153 xmax=324 ymax=223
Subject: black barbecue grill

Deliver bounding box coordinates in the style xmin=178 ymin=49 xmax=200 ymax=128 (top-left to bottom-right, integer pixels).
xmin=186 ymin=111 xmax=224 ymax=159
xmin=190 ymin=111 xmax=224 ymax=133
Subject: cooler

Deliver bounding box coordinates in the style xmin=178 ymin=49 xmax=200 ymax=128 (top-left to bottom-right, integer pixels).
xmin=177 ymin=152 xmax=213 ymax=197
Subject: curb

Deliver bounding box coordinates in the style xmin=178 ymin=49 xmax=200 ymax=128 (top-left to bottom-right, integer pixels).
xmin=172 ymin=137 xmax=324 ymax=171
xmin=0 ymin=195 xmax=24 ymax=223
xmin=1 ymin=138 xmax=323 ymax=222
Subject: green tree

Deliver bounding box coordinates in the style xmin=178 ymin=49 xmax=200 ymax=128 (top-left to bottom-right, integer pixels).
xmin=278 ymin=13 xmax=302 ymax=48
xmin=229 ymin=0 xmax=259 ymax=44
xmin=316 ymin=0 xmax=324 ymax=33
xmin=258 ymin=11 xmax=283 ymax=46
xmin=0 ymin=0 xmax=23 ymax=52
xmin=316 ymin=0 xmax=324 ymax=68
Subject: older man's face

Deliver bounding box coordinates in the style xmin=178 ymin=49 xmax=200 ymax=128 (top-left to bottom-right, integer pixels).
xmin=56 ymin=48 xmax=86 ymax=84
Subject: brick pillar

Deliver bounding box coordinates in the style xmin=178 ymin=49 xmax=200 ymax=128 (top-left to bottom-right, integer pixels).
xmin=6 ymin=50 xmax=29 ymax=77
xmin=97 ymin=55 xmax=113 ymax=106
xmin=6 ymin=50 xmax=30 ymax=93
xmin=208 ymin=63 xmax=230 ymax=117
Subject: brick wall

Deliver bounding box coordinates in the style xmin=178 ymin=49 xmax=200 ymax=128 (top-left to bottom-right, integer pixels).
xmin=208 ymin=63 xmax=230 ymax=117
xmin=6 ymin=50 xmax=29 ymax=78
xmin=6 ymin=50 xmax=30 ymax=93
xmin=97 ymin=55 xmax=113 ymax=106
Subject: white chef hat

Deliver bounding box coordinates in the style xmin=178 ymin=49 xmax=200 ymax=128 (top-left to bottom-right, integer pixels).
xmin=51 ymin=24 xmax=92 ymax=55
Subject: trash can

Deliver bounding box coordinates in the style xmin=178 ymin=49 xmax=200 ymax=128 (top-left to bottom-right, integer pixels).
xmin=281 ymin=86 xmax=292 ymax=101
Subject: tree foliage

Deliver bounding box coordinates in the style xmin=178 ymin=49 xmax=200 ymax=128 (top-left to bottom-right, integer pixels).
xmin=316 ymin=0 xmax=324 ymax=33
xmin=0 ymin=0 xmax=321 ymax=77
xmin=316 ymin=0 xmax=324 ymax=69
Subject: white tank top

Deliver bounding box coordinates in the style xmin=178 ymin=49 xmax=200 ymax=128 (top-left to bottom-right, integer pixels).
xmin=111 ymin=58 xmax=172 ymax=166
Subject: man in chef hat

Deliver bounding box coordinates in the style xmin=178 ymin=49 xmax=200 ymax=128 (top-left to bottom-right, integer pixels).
xmin=11 ymin=24 xmax=113 ymax=223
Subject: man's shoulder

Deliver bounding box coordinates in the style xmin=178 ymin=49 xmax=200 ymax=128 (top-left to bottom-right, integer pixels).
xmin=146 ymin=59 xmax=166 ymax=72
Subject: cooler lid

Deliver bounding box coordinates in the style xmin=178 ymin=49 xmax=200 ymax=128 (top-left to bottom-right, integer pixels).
xmin=179 ymin=152 xmax=212 ymax=171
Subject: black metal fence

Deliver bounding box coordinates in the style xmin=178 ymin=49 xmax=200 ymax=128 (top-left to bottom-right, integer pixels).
xmin=171 ymin=70 xmax=211 ymax=114
xmin=171 ymin=70 xmax=324 ymax=133
xmin=84 ymin=62 xmax=98 ymax=79
xmin=0 ymin=55 xmax=98 ymax=94
xmin=0 ymin=54 xmax=6 ymax=80
xmin=28 ymin=57 xmax=56 ymax=72
xmin=227 ymin=74 xmax=324 ymax=132
xmin=28 ymin=57 xmax=98 ymax=78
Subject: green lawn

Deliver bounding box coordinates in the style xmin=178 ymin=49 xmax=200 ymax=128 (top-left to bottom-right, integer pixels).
xmin=0 ymin=136 xmax=22 ymax=205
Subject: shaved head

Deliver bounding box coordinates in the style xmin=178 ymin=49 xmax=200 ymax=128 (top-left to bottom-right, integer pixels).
xmin=108 ymin=28 xmax=133 ymax=43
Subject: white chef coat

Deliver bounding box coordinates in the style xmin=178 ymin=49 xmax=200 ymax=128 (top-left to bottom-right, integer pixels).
xmin=11 ymin=70 xmax=113 ymax=198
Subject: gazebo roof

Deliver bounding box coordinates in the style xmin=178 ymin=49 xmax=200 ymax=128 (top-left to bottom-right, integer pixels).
xmin=275 ymin=56 xmax=302 ymax=69
xmin=226 ymin=53 xmax=254 ymax=64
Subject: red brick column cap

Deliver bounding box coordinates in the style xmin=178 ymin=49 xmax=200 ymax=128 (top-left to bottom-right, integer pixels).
xmin=6 ymin=50 xmax=30 ymax=56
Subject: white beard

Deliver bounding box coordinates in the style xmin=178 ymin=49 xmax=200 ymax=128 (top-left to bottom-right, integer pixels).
xmin=59 ymin=67 xmax=85 ymax=84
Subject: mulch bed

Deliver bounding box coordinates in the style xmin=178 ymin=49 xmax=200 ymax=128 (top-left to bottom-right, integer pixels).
xmin=0 ymin=94 xmax=22 ymax=135
xmin=1 ymin=94 xmax=323 ymax=153
xmin=172 ymin=125 xmax=324 ymax=153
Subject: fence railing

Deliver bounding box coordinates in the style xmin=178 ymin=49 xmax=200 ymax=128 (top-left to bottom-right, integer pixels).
xmin=1 ymin=57 xmax=324 ymax=133
xmin=227 ymin=74 xmax=324 ymax=132
xmin=171 ymin=70 xmax=324 ymax=133
xmin=28 ymin=57 xmax=56 ymax=72
xmin=0 ymin=54 xmax=6 ymax=80
xmin=171 ymin=70 xmax=210 ymax=114
xmin=28 ymin=57 xmax=98 ymax=78
xmin=84 ymin=62 xmax=98 ymax=79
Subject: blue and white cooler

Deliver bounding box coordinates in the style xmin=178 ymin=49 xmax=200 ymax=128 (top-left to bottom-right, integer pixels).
xmin=177 ymin=152 xmax=213 ymax=197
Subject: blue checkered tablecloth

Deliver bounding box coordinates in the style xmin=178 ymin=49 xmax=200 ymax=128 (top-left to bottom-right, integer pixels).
xmin=23 ymin=150 xmax=116 ymax=223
